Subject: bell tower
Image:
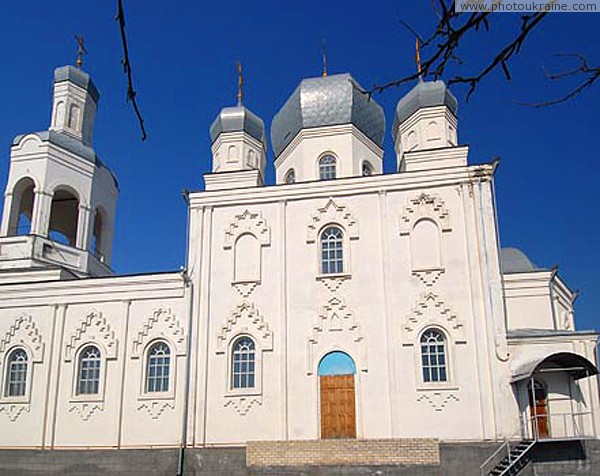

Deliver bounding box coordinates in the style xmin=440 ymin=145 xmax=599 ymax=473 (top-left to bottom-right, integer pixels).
xmin=0 ymin=63 xmax=118 ymax=279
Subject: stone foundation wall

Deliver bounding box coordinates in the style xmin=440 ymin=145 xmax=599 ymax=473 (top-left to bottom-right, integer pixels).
xmin=0 ymin=440 xmax=599 ymax=475
xmin=246 ymin=438 xmax=440 ymax=467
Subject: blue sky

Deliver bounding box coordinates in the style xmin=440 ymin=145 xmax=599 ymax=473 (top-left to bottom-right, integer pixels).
xmin=0 ymin=2 xmax=597 ymax=330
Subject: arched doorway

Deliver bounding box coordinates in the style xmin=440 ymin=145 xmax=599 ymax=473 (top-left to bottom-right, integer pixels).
xmin=528 ymin=379 xmax=549 ymax=438
xmin=318 ymin=351 xmax=356 ymax=439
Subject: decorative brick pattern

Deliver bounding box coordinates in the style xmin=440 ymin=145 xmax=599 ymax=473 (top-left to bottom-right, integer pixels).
xmin=246 ymin=438 xmax=440 ymax=467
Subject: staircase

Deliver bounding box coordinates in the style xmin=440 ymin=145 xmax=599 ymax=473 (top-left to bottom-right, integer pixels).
xmin=480 ymin=438 xmax=536 ymax=476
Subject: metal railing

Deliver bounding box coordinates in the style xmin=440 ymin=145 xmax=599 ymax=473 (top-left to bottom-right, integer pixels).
xmin=522 ymin=411 xmax=593 ymax=440
xmin=480 ymin=411 xmax=593 ymax=476
xmin=479 ymin=430 xmax=534 ymax=476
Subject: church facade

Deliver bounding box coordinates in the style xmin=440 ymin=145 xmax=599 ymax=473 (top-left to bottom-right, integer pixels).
xmin=0 ymin=64 xmax=598 ymax=450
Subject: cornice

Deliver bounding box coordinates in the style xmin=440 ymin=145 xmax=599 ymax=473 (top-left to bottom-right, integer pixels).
xmin=189 ymin=161 xmax=498 ymax=208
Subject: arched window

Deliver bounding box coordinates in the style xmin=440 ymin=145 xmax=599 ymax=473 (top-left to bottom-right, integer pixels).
xmin=361 ymin=161 xmax=373 ymax=176
xmin=231 ymin=337 xmax=256 ymax=389
xmin=8 ymin=178 xmax=35 ymax=237
xmin=5 ymin=348 xmax=28 ymax=397
xmin=48 ymin=189 xmax=79 ymax=247
xmin=319 ymin=155 xmax=337 ymax=180
xmin=420 ymin=329 xmax=447 ymax=383
xmin=77 ymin=345 xmax=101 ymax=395
xmin=145 ymin=341 xmax=170 ymax=393
xmin=284 ymin=169 xmax=296 ymax=184
xmin=320 ymin=226 xmax=344 ymax=274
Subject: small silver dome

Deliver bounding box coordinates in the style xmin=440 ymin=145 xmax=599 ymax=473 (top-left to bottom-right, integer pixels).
xmin=210 ymin=105 xmax=265 ymax=146
xmin=392 ymin=81 xmax=457 ymax=138
xmin=500 ymin=247 xmax=539 ymax=273
xmin=271 ymin=73 xmax=385 ymax=157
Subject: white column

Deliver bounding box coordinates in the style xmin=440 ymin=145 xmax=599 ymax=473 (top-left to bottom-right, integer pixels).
xmin=76 ymin=204 xmax=92 ymax=250
xmin=31 ymin=189 xmax=53 ymax=237
xmin=0 ymin=192 xmax=13 ymax=236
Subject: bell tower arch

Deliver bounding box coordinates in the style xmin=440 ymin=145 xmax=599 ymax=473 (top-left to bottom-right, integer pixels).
xmin=0 ymin=65 xmax=118 ymax=278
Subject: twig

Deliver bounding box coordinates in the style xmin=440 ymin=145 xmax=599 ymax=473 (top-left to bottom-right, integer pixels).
xmin=115 ymin=0 xmax=147 ymax=141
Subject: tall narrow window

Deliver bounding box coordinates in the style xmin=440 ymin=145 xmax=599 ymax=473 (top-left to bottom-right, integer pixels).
xmin=77 ymin=345 xmax=101 ymax=395
xmin=232 ymin=337 xmax=256 ymax=389
xmin=420 ymin=329 xmax=447 ymax=383
xmin=320 ymin=226 xmax=344 ymax=274
xmin=146 ymin=342 xmax=170 ymax=393
xmin=319 ymin=155 xmax=337 ymax=180
xmin=5 ymin=348 xmax=28 ymax=397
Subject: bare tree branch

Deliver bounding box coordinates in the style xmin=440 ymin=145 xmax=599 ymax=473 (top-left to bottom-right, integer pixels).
xmin=520 ymin=54 xmax=600 ymax=107
xmin=115 ymin=0 xmax=147 ymax=141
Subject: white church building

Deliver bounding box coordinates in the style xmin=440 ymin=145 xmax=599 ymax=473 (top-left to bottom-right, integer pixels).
xmin=0 ymin=63 xmax=598 ymax=454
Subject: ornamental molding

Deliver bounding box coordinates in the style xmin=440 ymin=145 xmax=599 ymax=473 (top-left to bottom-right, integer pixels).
xmin=417 ymin=392 xmax=459 ymax=412
xmin=307 ymin=199 xmax=359 ymax=243
xmin=65 ymin=310 xmax=118 ymax=361
xmin=233 ymin=282 xmax=259 ymax=298
xmin=316 ymin=274 xmax=351 ymax=293
xmin=224 ymin=396 xmax=262 ymax=416
xmin=224 ymin=210 xmax=271 ymax=249
xmin=0 ymin=314 xmax=44 ymax=362
xmin=399 ymin=193 xmax=451 ymax=236
xmin=137 ymin=400 xmax=175 ymax=420
xmin=68 ymin=403 xmax=104 ymax=421
xmin=307 ymin=296 xmax=367 ymax=374
xmin=216 ymin=302 xmax=273 ymax=353
xmin=0 ymin=404 xmax=30 ymax=422
xmin=412 ymin=268 xmax=445 ymax=287
xmin=402 ymin=292 xmax=465 ymax=345
xmin=132 ymin=308 xmax=186 ymax=358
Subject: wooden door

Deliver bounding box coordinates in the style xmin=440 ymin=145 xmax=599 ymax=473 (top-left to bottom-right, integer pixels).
xmin=529 ymin=383 xmax=549 ymax=438
xmin=320 ymin=374 xmax=356 ymax=439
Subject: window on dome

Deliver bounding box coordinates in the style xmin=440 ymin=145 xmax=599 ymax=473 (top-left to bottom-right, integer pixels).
xmin=362 ymin=162 xmax=373 ymax=176
xmin=231 ymin=337 xmax=256 ymax=389
xmin=284 ymin=169 xmax=296 ymax=184
xmin=319 ymin=155 xmax=337 ymax=180
xmin=5 ymin=348 xmax=28 ymax=397
xmin=320 ymin=226 xmax=344 ymax=274
xmin=145 ymin=341 xmax=171 ymax=393
xmin=420 ymin=329 xmax=447 ymax=383
xmin=77 ymin=345 xmax=102 ymax=395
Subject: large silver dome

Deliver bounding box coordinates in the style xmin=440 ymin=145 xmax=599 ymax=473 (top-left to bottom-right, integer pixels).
xmin=392 ymin=81 xmax=458 ymax=138
xmin=271 ymin=73 xmax=385 ymax=157
xmin=210 ymin=105 xmax=266 ymax=146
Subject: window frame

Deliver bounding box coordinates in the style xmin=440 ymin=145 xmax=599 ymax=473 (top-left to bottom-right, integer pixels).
xmin=226 ymin=334 xmax=262 ymax=397
xmin=316 ymin=224 xmax=352 ymax=279
xmin=141 ymin=340 xmax=175 ymax=399
xmin=416 ymin=327 xmax=455 ymax=389
xmin=3 ymin=347 xmax=30 ymax=402
xmin=319 ymin=225 xmax=345 ymax=275
xmin=361 ymin=161 xmax=374 ymax=177
xmin=318 ymin=154 xmax=337 ymax=181
xmin=284 ymin=168 xmax=296 ymax=184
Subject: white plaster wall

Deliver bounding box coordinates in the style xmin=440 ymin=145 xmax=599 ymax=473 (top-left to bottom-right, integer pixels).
xmin=274 ymin=125 xmax=383 ymax=183
xmin=0 ymin=274 xmax=187 ymax=449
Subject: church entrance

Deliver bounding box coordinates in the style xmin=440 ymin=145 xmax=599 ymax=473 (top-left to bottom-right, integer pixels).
xmin=318 ymin=352 xmax=356 ymax=439
xmin=528 ymin=379 xmax=549 ymax=438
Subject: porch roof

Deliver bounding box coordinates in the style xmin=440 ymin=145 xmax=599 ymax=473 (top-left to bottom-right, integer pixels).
xmin=511 ymin=352 xmax=599 ymax=383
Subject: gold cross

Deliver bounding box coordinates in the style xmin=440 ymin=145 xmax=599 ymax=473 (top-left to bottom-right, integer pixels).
xmin=322 ymin=40 xmax=327 ymax=77
xmin=75 ymin=35 xmax=87 ymax=69
xmin=236 ymin=62 xmax=243 ymax=105
xmin=415 ymin=37 xmax=422 ymax=81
